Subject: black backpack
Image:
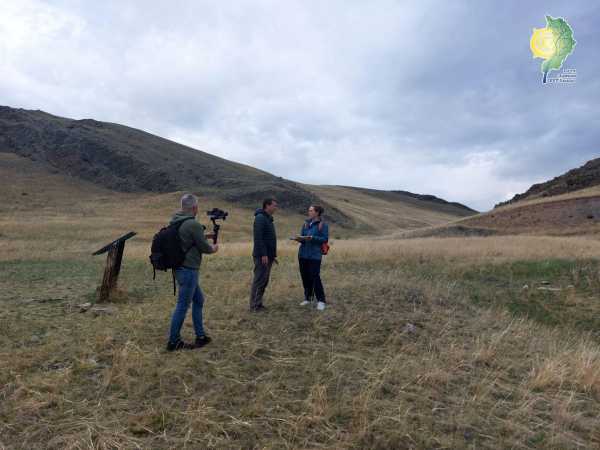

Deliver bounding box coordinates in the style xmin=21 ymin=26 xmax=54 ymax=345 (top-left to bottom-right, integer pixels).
xmin=150 ymin=217 xmax=193 ymax=294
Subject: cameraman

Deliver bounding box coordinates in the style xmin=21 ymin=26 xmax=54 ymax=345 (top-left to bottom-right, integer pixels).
xmin=167 ymin=194 xmax=218 ymax=352
xmin=249 ymin=198 xmax=278 ymax=311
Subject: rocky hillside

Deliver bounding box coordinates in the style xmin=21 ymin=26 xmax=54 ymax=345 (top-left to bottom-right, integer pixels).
xmin=496 ymin=157 xmax=600 ymax=207
xmin=0 ymin=106 xmax=352 ymax=222
xmin=0 ymin=106 xmax=475 ymax=227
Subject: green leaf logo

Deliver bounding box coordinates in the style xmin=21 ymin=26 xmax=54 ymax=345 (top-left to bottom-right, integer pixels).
xmin=530 ymin=15 xmax=576 ymax=84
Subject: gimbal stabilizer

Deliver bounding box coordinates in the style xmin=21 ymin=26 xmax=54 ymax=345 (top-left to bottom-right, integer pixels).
xmin=206 ymin=208 xmax=228 ymax=244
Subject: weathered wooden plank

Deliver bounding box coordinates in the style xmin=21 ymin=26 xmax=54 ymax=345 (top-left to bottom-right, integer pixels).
xmin=113 ymin=240 xmax=125 ymax=280
xmin=95 ymin=232 xmax=135 ymax=302
xmin=93 ymin=231 xmax=136 ymax=256
xmin=98 ymin=245 xmax=118 ymax=302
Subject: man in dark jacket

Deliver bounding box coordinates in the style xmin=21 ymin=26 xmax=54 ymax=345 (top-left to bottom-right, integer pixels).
xmin=249 ymin=198 xmax=278 ymax=311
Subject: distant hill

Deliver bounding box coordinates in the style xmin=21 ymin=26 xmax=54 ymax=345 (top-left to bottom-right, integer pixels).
xmin=347 ymin=187 xmax=476 ymax=215
xmin=0 ymin=105 xmax=475 ymax=229
xmin=306 ymin=185 xmax=476 ymax=234
xmin=496 ymin=157 xmax=600 ymax=207
xmin=0 ymin=106 xmax=347 ymax=219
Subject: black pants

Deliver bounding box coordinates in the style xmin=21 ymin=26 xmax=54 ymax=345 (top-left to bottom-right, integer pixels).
xmin=299 ymin=257 xmax=325 ymax=303
xmin=250 ymin=257 xmax=273 ymax=309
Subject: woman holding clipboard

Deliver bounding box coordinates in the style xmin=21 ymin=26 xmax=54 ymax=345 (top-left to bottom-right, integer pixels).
xmin=292 ymin=205 xmax=329 ymax=310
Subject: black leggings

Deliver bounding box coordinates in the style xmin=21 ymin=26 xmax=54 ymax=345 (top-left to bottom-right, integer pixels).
xmin=299 ymin=257 xmax=325 ymax=303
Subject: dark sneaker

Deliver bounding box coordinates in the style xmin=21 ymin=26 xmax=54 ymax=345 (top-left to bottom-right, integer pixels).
xmin=166 ymin=340 xmax=194 ymax=352
xmin=194 ymin=335 xmax=212 ymax=348
xmin=250 ymin=305 xmax=267 ymax=312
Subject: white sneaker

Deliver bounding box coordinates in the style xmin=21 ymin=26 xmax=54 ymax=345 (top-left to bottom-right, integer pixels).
xmin=317 ymin=301 xmax=326 ymax=311
xmin=300 ymin=300 xmax=310 ymax=306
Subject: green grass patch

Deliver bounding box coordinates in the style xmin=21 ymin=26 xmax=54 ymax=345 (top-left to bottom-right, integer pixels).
xmin=458 ymin=259 xmax=600 ymax=333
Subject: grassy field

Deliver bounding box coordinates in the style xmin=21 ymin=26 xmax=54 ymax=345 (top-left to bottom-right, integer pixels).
xmin=2 ymin=213 xmax=600 ymax=449
xmin=2 ymin=157 xmax=600 ymax=449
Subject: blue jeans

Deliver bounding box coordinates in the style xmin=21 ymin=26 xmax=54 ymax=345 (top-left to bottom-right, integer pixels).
xmin=168 ymin=268 xmax=205 ymax=344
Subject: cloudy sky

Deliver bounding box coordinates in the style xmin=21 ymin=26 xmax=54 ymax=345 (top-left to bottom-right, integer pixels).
xmin=1 ymin=1 xmax=598 ymax=210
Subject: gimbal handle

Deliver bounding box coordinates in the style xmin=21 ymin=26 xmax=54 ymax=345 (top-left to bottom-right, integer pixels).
xmin=211 ymin=219 xmax=220 ymax=244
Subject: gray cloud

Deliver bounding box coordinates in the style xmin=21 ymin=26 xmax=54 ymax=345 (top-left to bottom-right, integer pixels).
xmin=1 ymin=0 xmax=598 ymax=210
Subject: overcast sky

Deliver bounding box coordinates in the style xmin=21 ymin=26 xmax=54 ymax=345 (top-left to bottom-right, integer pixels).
xmin=1 ymin=1 xmax=598 ymax=210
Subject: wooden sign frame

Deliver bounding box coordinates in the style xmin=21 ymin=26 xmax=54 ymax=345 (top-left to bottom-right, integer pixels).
xmin=93 ymin=231 xmax=136 ymax=302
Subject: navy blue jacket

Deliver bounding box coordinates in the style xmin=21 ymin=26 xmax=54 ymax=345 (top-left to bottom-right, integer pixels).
xmin=252 ymin=209 xmax=277 ymax=259
xmin=298 ymin=219 xmax=329 ymax=260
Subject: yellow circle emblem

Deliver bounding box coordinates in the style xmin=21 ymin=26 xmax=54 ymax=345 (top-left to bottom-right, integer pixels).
xmin=530 ymin=27 xmax=556 ymax=59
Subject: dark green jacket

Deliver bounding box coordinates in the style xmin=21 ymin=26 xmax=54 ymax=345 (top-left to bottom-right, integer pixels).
xmin=252 ymin=209 xmax=277 ymax=259
xmin=170 ymin=212 xmax=214 ymax=270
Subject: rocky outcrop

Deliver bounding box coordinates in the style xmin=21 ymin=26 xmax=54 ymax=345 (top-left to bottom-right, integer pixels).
xmin=0 ymin=106 xmax=350 ymax=222
xmin=496 ymin=158 xmax=600 ymax=207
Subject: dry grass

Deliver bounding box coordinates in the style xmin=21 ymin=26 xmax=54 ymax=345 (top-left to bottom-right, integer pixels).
xmin=527 ymin=345 xmax=600 ymax=395
xmin=0 ymin=153 xmax=471 ymax=252
xmin=2 ymin=231 xmax=600 ymax=448
xmin=338 ymin=235 xmax=600 ymax=263
xmin=2 ymin=155 xmax=600 ymax=448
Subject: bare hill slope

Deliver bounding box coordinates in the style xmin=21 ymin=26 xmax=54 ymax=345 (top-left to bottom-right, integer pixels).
xmin=0 ymin=106 xmax=346 ymax=218
xmin=0 ymin=105 xmax=475 ymax=231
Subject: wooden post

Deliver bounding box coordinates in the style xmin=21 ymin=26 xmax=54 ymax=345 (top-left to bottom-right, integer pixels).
xmin=93 ymin=232 xmax=136 ymax=303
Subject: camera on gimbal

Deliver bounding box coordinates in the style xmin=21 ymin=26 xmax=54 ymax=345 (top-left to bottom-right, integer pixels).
xmin=206 ymin=208 xmax=228 ymax=243
xmin=206 ymin=208 xmax=229 ymax=221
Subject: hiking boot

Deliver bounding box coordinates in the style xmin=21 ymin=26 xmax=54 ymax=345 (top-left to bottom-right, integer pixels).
xmin=166 ymin=340 xmax=194 ymax=352
xmin=194 ymin=335 xmax=212 ymax=348
xmin=317 ymin=301 xmax=326 ymax=311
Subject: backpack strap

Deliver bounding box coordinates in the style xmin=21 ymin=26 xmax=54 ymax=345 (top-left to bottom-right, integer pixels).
xmin=174 ymin=216 xmax=196 ymax=256
xmin=172 ymin=269 xmax=177 ymax=296
xmin=170 ymin=216 xmax=194 ymax=229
